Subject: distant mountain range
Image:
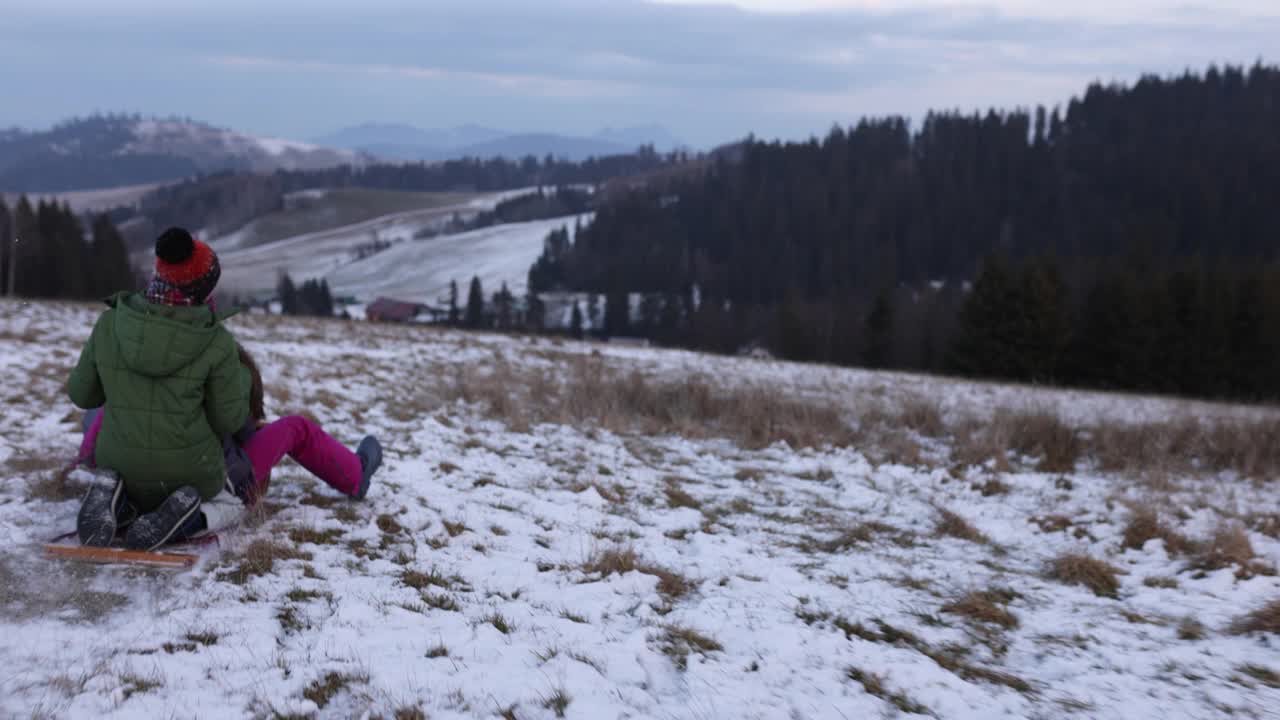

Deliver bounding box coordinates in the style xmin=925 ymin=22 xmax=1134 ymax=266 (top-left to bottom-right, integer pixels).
xmin=0 ymin=115 xmax=362 ymax=193
xmin=0 ymin=115 xmax=686 ymax=194
xmin=313 ymin=123 xmax=684 ymax=162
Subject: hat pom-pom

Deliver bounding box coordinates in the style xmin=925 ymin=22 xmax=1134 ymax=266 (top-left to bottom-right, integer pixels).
xmin=156 ymin=227 xmax=195 ymax=264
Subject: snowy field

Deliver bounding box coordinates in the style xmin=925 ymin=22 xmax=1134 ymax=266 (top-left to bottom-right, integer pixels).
xmin=214 ymin=189 xmax=571 ymax=303
xmin=1 ymin=300 xmax=1277 ymax=719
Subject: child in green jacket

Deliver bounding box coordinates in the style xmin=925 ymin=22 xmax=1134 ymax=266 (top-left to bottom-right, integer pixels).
xmin=71 ymin=228 xmax=382 ymax=551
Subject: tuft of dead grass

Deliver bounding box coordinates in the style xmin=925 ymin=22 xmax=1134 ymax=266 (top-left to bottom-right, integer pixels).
xmin=218 ymin=541 xmax=313 ymax=584
xmin=897 ymin=396 xmax=946 ymax=438
xmin=815 ymin=521 xmax=914 ymax=553
xmin=1047 ymin=553 xmax=1121 ymax=598
xmin=935 ymin=508 xmax=989 ymax=544
xmin=656 ymin=624 xmax=723 ymax=671
xmin=582 ymin=546 xmax=698 ymax=601
xmin=1177 ymin=617 xmax=1207 ymax=640
xmin=1228 ymin=597 xmax=1280 ymax=635
xmin=663 ymin=482 xmax=702 ymax=510
xmin=301 ymin=671 xmax=368 ymax=709
xmin=1191 ymin=524 xmax=1274 ymax=579
xmin=118 ymin=671 xmax=164 ymax=701
xmin=1121 ymin=508 xmax=1194 ymax=554
xmin=1004 ymin=409 xmax=1082 ymax=472
xmin=1236 ymin=664 xmax=1280 ymax=689
xmin=845 ymin=667 xmax=931 ymax=715
xmin=541 ymin=688 xmax=572 ymax=718
xmin=941 ymin=590 xmax=1019 ymax=629
xmin=288 ymin=526 xmax=345 ymax=546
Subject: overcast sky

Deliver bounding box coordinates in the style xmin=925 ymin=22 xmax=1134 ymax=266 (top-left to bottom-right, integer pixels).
xmin=1 ymin=0 xmax=1277 ymax=147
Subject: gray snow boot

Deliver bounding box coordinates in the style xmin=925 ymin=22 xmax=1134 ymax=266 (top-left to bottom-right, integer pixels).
xmin=124 ymin=486 xmax=203 ymax=551
xmin=354 ymin=435 xmax=382 ymax=500
xmin=76 ymin=469 xmax=136 ymax=547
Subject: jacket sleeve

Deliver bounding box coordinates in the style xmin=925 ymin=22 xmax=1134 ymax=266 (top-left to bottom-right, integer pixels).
xmin=68 ymin=318 xmax=106 ymax=410
xmin=204 ymin=333 xmax=250 ymax=436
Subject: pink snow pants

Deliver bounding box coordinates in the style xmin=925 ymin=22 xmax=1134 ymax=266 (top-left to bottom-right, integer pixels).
xmin=245 ymin=415 xmax=362 ymax=497
xmin=79 ymin=412 xmax=361 ymax=499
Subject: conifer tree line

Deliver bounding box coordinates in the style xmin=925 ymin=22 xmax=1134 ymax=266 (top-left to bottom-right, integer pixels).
xmin=276 ymin=273 xmax=336 ymax=317
xmin=529 ymin=65 xmax=1280 ymax=401
xmin=0 ymin=196 xmax=135 ymax=299
xmin=455 ymin=275 xmax=539 ymax=332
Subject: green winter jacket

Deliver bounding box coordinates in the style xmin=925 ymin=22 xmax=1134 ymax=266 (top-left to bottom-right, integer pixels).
xmin=67 ymin=292 xmax=249 ymax=511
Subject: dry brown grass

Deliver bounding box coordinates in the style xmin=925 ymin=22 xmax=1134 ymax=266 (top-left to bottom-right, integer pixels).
xmin=942 ymin=590 xmax=1020 ymax=629
xmin=1246 ymin=513 xmax=1280 ymax=539
xmin=449 ymin=356 xmax=855 ymax=450
xmin=1096 ymin=416 xmax=1280 ymax=479
xmin=1002 ymin=409 xmax=1082 ymax=472
xmin=1121 ymin=508 xmax=1194 ymax=554
xmin=1031 ymin=515 xmax=1073 ymax=533
xmin=218 ymin=540 xmax=313 ymax=584
xmin=1047 ymin=553 xmax=1122 ymax=598
xmin=582 ymin=547 xmax=698 ymax=601
xmin=896 ymin=396 xmax=946 ymax=438
xmin=1228 ymin=597 xmax=1280 ymax=635
xmin=1178 ymin=616 xmax=1207 ymax=640
xmin=815 ymin=521 xmax=914 ymax=553
xmin=935 ymin=508 xmax=989 ymax=544
xmin=656 ymin=624 xmax=723 ymax=670
xmin=845 ymin=667 xmax=931 ymax=715
xmin=302 ymin=671 xmax=368 ymax=709
xmin=1192 ymin=524 xmax=1274 ymax=579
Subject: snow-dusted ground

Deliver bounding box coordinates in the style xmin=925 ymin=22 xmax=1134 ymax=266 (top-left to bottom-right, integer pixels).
xmin=215 ymin=189 xmax=570 ymax=303
xmin=1 ymin=300 xmax=1277 ymax=720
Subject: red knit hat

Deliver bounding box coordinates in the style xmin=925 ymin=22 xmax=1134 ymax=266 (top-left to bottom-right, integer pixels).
xmin=154 ymin=227 xmax=221 ymax=303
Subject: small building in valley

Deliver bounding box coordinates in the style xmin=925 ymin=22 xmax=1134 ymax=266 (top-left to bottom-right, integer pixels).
xmin=366 ymin=297 xmax=425 ymax=323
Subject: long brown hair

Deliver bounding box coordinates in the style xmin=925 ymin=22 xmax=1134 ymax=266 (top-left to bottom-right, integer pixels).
xmin=236 ymin=343 xmax=266 ymax=422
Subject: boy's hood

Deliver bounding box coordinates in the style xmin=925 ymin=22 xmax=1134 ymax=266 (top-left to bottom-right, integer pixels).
xmin=105 ymin=292 xmax=238 ymax=378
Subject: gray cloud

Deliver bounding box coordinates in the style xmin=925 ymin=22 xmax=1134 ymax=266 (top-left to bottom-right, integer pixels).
xmin=2 ymin=0 xmax=1278 ymax=146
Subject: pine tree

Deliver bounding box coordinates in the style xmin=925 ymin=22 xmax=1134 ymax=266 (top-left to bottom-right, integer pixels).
xmin=448 ymin=280 xmax=460 ymax=325
xmin=319 ymin=279 xmax=334 ymax=317
xmin=526 ymin=290 xmax=545 ymax=331
xmin=89 ymin=214 xmax=134 ymax=297
xmin=604 ymin=290 xmax=630 ymax=337
xmin=465 ymin=276 xmax=485 ymax=328
xmin=864 ymin=289 xmax=893 ymax=368
xmin=494 ymin=282 xmax=514 ymax=330
xmin=11 ymin=196 xmax=37 ymax=298
xmin=948 ymin=255 xmax=1020 ymax=379
xmin=278 ymin=272 xmax=298 ymax=315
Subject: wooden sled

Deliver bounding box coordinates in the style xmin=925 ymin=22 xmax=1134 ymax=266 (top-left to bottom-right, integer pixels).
xmin=42 ymin=543 xmax=198 ymax=568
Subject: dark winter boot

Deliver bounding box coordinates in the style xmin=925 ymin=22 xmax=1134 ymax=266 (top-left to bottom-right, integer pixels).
xmin=76 ymin=469 xmax=137 ymax=547
xmin=124 ymin=486 xmax=203 ymax=551
xmin=354 ymin=435 xmax=382 ymax=500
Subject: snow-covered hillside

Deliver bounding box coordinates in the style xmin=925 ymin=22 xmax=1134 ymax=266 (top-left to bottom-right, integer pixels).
xmin=216 ymin=189 xmax=580 ymax=303
xmin=1 ymin=301 xmax=1277 ymax=719
xmin=0 ymin=115 xmax=361 ymax=193
xmin=126 ymin=118 xmax=360 ymax=173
